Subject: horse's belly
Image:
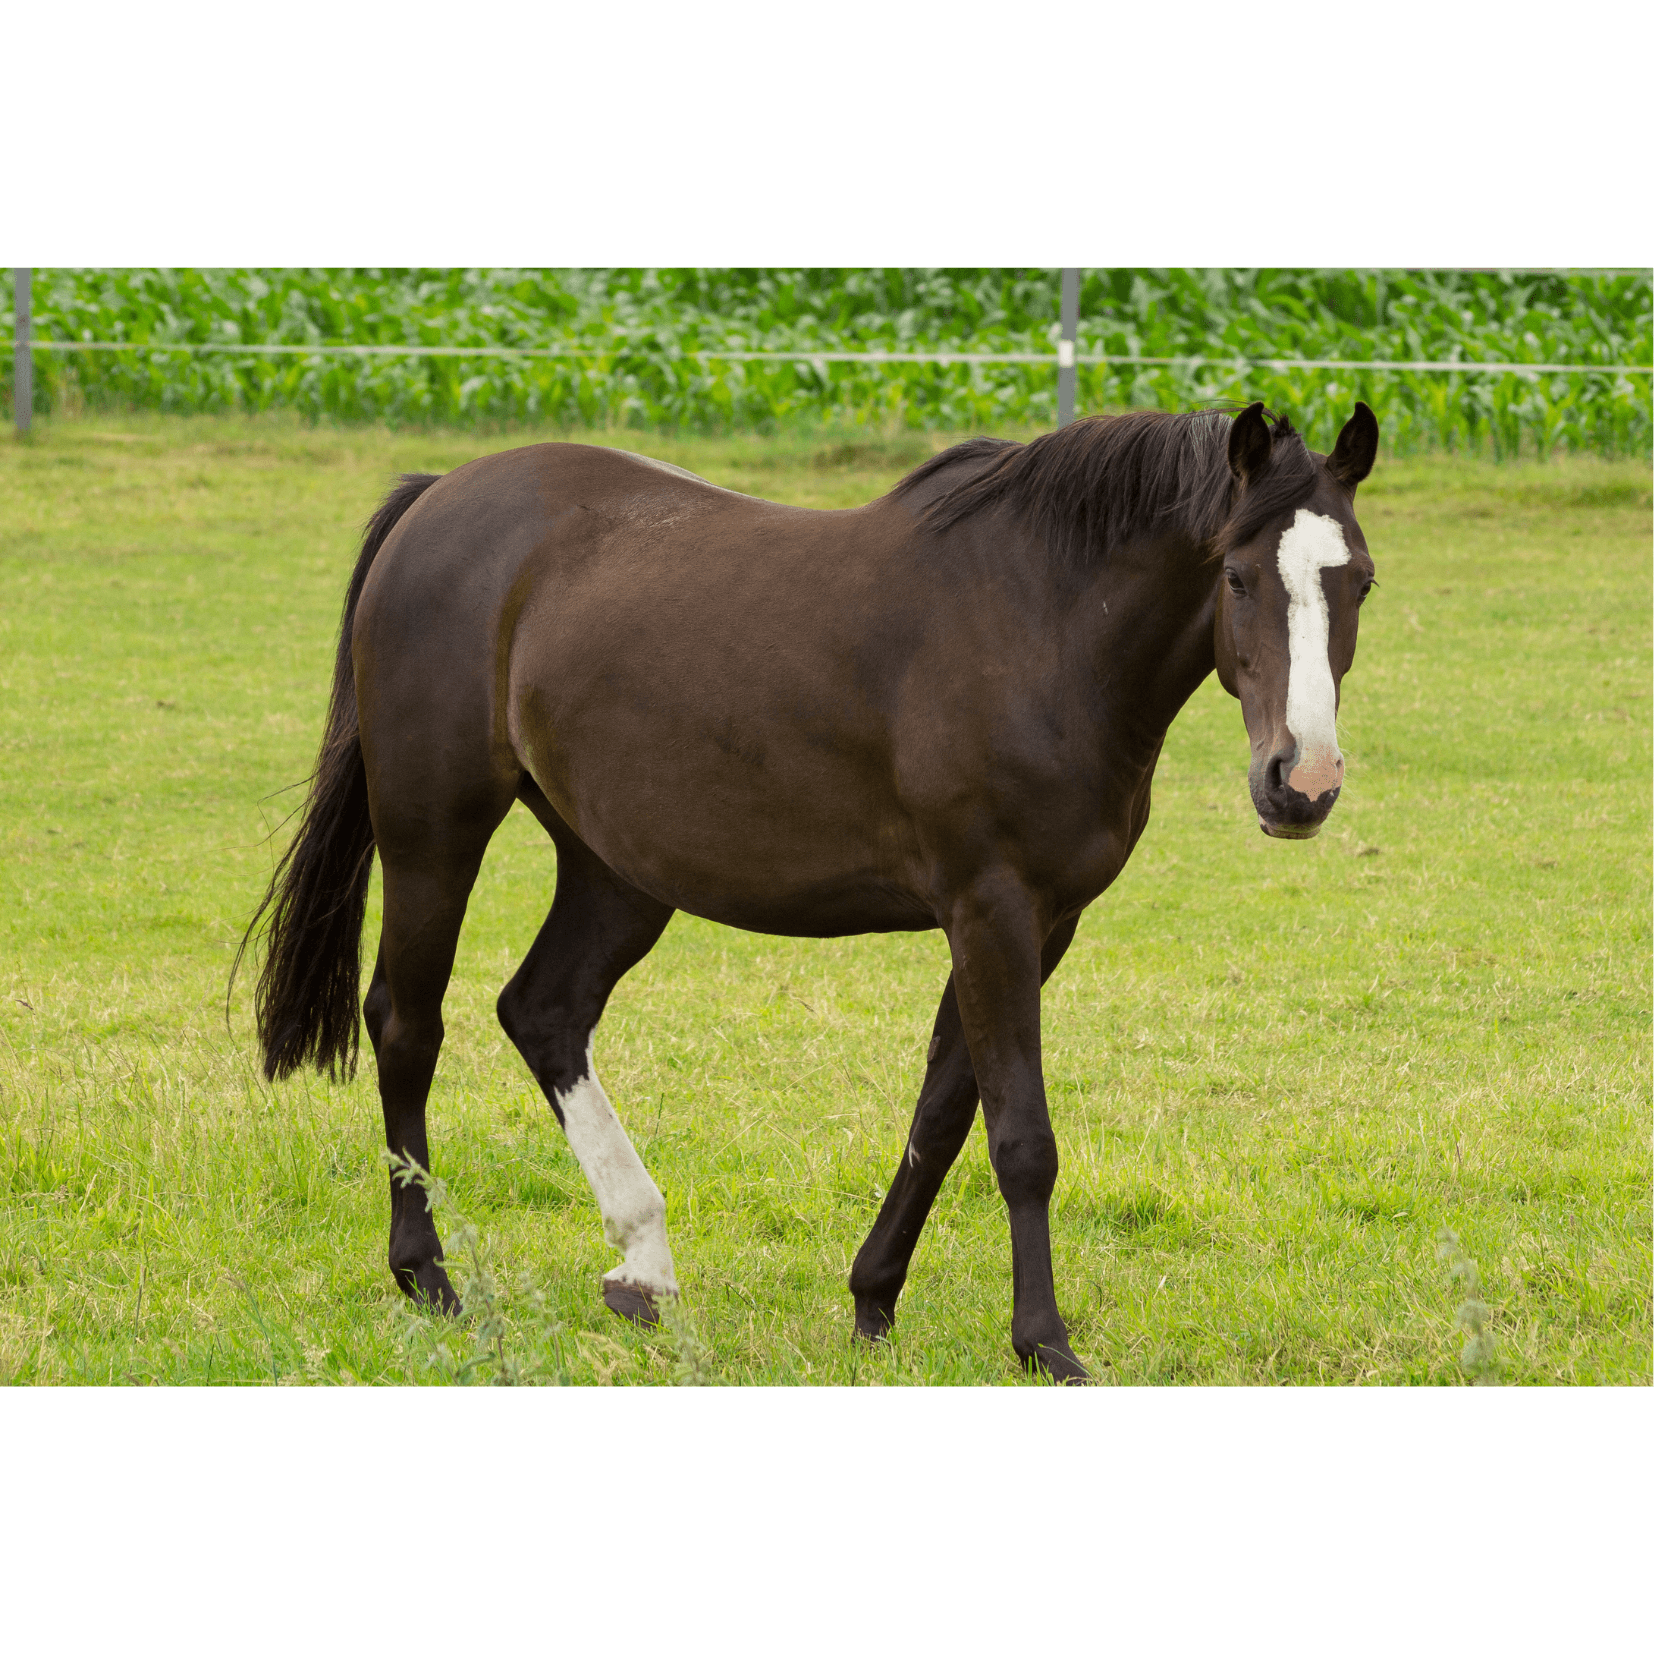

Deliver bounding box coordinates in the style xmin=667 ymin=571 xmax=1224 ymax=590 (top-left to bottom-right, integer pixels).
xmin=518 ymin=691 xmax=935 ymax=936
xmin=565 ymin=783 xmax=936 ymax=936
xmin=669 ymin=877 xmax=938 ymax=939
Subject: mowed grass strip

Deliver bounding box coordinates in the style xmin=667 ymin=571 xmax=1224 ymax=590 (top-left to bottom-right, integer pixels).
xmin=0 ymin=414 xmax=1647 ymax=1386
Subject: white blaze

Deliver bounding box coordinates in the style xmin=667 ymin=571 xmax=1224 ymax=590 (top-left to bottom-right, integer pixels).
xmin=554 ymin=1038 xmax=678 ymax=1297
xmin=1276 ymin=509 xmax=1351 ymax=798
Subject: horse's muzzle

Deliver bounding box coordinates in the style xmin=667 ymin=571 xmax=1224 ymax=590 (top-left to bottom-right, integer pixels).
xmin=1251 ymin=748 xmax=1341 ymax=839
xmin=1257 ymin=814 xmax=1330 ymax=839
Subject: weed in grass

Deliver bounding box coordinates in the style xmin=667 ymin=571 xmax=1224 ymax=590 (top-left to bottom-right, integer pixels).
xmin=384 ymin=1149 xmax=719 ymax=1387
xmin=1437 ymin=1228 xmax=1501 ymax=1386
xmin=386 ymin=1149 xmax=568 ymax=1386
xmin=656 ymin=1295 xmax=717 ymax=1387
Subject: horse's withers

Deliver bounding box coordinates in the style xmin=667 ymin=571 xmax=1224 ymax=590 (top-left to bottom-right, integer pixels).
xmin=1214 ymin=403 xmax=1379 ymax=840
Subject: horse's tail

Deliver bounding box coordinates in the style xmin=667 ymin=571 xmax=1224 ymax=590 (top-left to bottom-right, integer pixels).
xmin=233 ymin=473 xmax=442 ymax=1081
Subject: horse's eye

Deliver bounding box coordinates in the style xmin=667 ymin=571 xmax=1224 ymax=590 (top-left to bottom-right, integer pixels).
xmin=1225 ymin=570 xmax=1248 ymax=596
xmin=1357 ymin=578 xmax=1378 ymax=605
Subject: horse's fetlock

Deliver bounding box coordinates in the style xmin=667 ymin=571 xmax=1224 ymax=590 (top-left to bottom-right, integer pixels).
xmin=1012 ymin=1323 xmax=1070 ymax=1364
xmin=389 ymin=1237 xmax=442 ymax=1274
xmin=849 ymin=1255 xmax=904 ymax=1303
xmin=604 ymin=1186 xmax=665 ymax=1254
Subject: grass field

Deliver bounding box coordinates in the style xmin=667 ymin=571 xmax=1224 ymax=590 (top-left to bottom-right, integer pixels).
xmin=1 ymin=413 xmax=1648 ymax=1385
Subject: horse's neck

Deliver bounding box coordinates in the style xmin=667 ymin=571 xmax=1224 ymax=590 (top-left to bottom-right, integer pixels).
xmin=1073 ymin=535 xmax=1220 ymax=759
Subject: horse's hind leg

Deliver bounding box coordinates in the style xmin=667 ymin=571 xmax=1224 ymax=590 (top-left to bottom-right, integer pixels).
xmin=496 ymin=812 xmax=677 ymax=1324
xmin=363 ymin=811 xmax=511 ymax=1310
xmin=849 ymin=914 xmax=1080 ymax=1343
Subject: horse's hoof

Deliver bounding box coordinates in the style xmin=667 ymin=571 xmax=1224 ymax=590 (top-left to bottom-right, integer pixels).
xmin=397 ymin=1262 xmax=461 ymax=1316
xmin=1026 ymin=1341 xmax=1091 ymax=1386
xmin=853 ymin=1304 xmax=895 ymax=1343
xmin=603 ymin=1279 xmax=663 ymax=1326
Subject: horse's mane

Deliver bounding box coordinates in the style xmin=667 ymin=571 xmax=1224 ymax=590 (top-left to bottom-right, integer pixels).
xmin=892 ymin=408 xmax=1320 ymax=566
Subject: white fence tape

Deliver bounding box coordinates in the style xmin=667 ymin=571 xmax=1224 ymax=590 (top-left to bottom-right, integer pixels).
xmin=11 ymin=265 xmax=1652 ymax=438
xmin=12 ymin=338 xmax=1650 ymax=375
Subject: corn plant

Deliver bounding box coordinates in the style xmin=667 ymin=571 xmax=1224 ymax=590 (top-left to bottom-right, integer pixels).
xmin=3 ymin=267 xmax=1648 ymax=455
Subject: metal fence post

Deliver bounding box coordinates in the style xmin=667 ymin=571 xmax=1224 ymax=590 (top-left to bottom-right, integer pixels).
xmin=1057 ymin=267 xmax=1079 ymax=427
xmin=13 ymin=269 xmax=31 ymax=435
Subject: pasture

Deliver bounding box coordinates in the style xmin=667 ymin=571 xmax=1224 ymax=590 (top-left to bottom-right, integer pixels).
xmin=0 ymin=414 xmax=1648 ymax=1384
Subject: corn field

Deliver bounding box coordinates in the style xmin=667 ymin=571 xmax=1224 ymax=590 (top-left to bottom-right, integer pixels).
xmin=4 ymin=268 xmax=1649 ymax=456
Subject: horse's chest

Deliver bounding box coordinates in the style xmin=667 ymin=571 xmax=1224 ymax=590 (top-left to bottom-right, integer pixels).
xmin=1045 ymin=752 xmax=1159 ymax=910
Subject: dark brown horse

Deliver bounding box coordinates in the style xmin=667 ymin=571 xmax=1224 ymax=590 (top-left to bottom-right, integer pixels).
xmin=239 ymin=401 xmax=1378 ymax=1383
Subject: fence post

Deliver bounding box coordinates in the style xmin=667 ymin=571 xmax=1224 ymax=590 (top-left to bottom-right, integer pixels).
xmin=1057 ymin=267 xmax=1079 ymax=427
xmin=12 ymin=269 xmax=31 ymax=435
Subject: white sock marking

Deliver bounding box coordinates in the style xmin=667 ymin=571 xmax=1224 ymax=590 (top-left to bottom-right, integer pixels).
xmin=1276 ymin=509 xmax=1351 ymax=798
xmin=554 ymin=1038 xmax=678 ymax=1296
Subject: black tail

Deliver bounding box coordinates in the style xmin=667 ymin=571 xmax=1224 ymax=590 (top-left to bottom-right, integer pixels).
xmin=232 ymin=473 xmax=442 ymax=1081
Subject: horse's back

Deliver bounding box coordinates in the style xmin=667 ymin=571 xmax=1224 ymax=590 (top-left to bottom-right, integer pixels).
xmin=358 ymin=441 xmax=871 ymax=618
xmin=352 ymin=441 xmax=942 ymax=932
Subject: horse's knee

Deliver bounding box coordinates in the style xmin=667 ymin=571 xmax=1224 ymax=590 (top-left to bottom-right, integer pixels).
xmin=991 ymin=1130 xmax=1059 ymax=1207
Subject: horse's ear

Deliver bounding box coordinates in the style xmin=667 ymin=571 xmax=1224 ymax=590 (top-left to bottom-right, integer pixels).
xmin=1228 ymin=402 xmax=1271 ymax=485
xmin=1328 ymin=401 xmax=1379 ymax=490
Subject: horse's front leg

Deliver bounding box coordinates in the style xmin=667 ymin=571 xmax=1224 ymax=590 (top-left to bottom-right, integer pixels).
xmin=849 ymin=914 xmax=1080 ymax=1343
xmin=946 ymin=874 xmax=1087 ymax=1384
xmin=848 ymin=973 xmax=980 ymax=1339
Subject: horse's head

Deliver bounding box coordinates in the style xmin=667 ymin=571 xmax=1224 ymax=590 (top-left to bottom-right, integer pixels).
xmin=1213 ymin=401 xmax=1379 ymax=840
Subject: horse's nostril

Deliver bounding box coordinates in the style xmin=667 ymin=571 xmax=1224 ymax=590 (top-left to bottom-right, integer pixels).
xmin=1265 ymin=753 xmax=1290 ymax=794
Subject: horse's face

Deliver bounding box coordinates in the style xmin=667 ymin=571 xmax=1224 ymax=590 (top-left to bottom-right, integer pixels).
xmin=1214 ymin=404 xmax=1379 ymax=839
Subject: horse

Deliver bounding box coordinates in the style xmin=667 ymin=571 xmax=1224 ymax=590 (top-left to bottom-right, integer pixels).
xmin=237 ymin=400 xmax=1379 ymax=1383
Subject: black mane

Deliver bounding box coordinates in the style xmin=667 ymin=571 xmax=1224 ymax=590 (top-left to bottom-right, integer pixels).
xmin=893 ymin=408 xmax=1320 ymax=565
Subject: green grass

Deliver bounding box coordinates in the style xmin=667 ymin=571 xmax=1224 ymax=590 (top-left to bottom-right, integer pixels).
xmin=1 ymin=412 xmax=1648 ymax=1385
